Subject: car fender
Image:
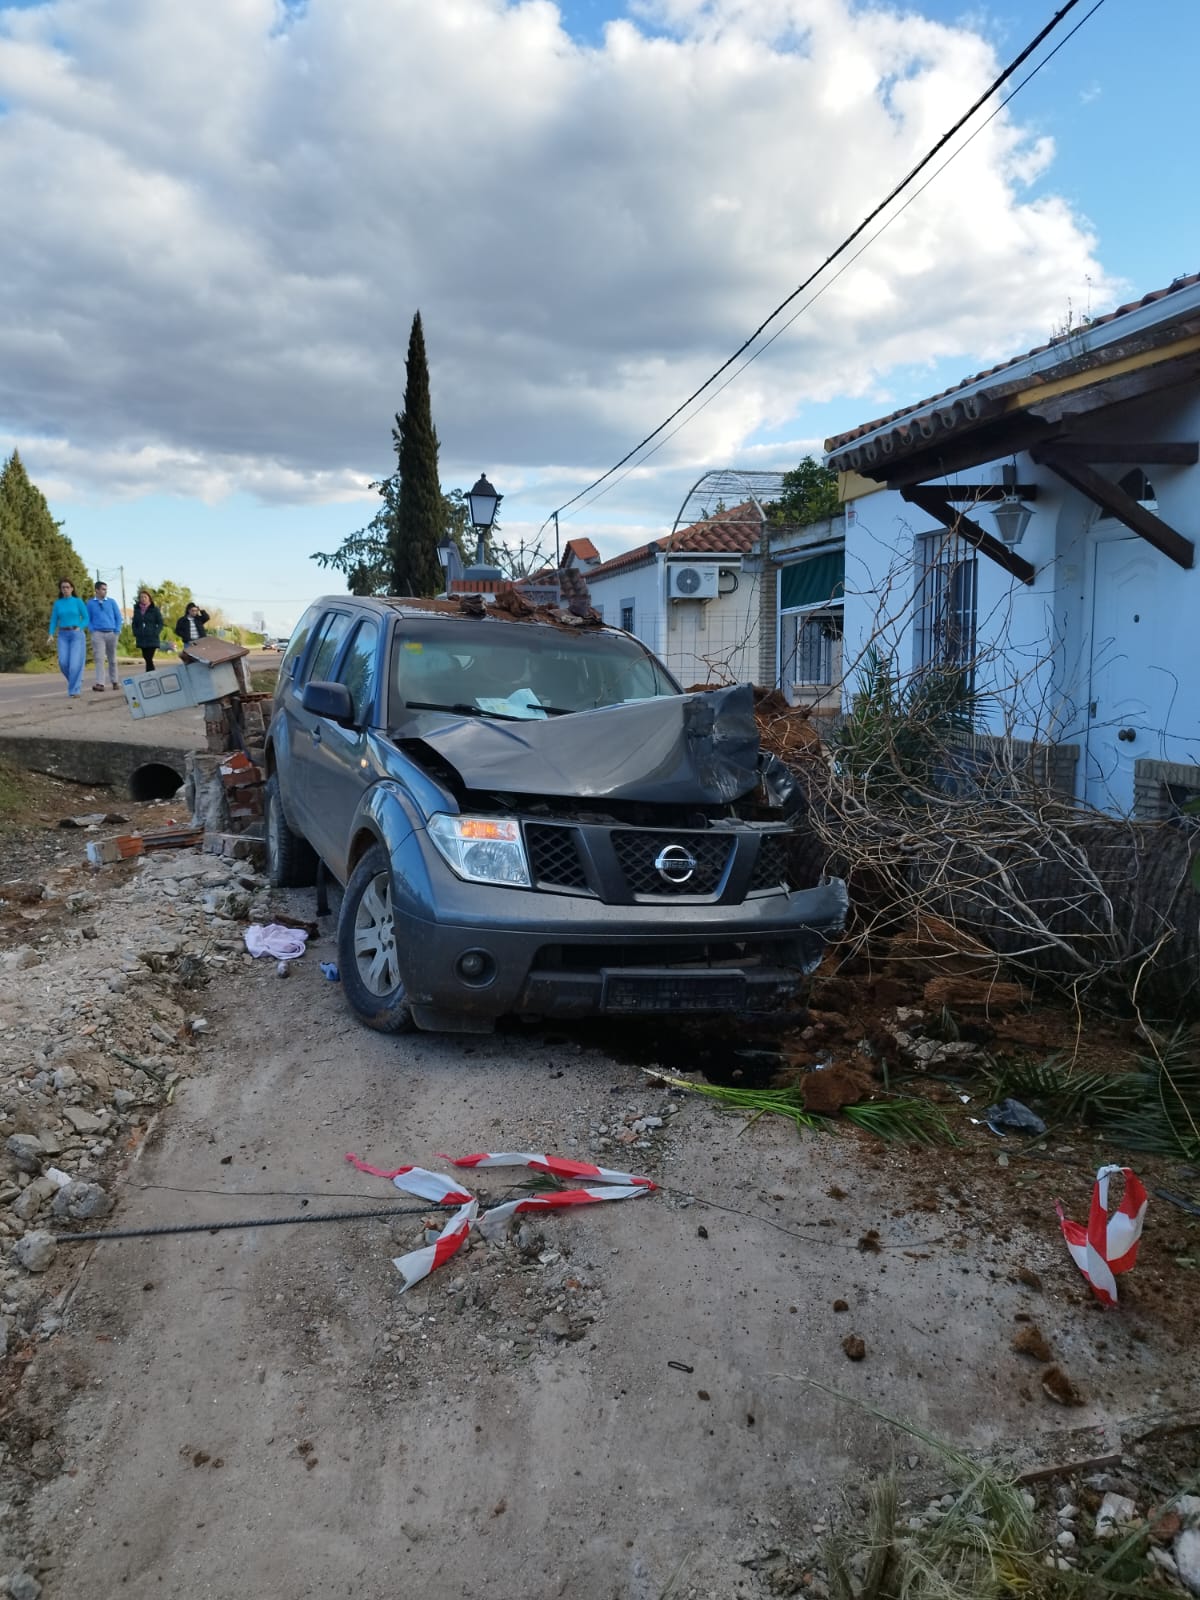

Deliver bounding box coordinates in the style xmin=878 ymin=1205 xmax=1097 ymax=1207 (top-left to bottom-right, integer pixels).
xmin=349 ymin=781 xmax=439 ymax=916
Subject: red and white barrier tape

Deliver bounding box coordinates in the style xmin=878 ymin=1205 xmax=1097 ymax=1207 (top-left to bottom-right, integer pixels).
xmin=475 ymin=1184 xmax=649 ymax=1240
xmin=348 ymin=1149 xmax=654 ymax=1291
xmin=345 ymin=1153 xmax=474 ymax=1205
xmin=1056 ymin=1164 xmax=1149 ymax=1307
xmin=392 ymin=1199 xmax=478 ymax=1291
xmin=438 ymin=1150 xmax=656 ymax=1189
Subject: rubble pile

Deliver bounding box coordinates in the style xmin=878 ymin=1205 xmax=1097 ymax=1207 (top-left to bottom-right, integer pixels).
xmin=0 ymin=846 xmax=274 ymax=1344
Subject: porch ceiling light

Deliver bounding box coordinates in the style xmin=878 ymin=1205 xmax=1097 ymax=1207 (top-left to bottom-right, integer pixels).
xmin=991 ymin=463 xmax=1034 ymax=547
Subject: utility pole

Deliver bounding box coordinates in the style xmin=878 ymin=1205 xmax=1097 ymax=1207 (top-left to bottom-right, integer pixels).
xmin=553 ymin=512 xmax=560 ymax=569
xmin=119 ymin=566 xmax=127 ymax=619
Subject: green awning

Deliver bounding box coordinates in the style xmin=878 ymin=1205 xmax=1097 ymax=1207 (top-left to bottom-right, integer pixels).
xmin=780 ymin=550 xmax=845 ymax=611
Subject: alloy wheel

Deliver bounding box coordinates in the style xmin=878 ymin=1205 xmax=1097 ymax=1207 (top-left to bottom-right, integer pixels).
xmin=354 ymin=871 xmax=401 ymax=998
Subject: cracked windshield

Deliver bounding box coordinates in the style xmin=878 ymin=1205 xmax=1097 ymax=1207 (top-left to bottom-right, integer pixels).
xmin=391 ymin=624 xmax=678 ymax=720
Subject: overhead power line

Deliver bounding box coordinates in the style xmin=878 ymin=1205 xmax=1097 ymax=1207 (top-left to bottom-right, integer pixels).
xmin=560 ymin=0 xmax=1108 ymax=519
xmin=544 ymin=0 xmax=1099 ymax=532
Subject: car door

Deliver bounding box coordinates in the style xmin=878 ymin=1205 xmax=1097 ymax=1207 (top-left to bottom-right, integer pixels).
xmin=304 ymin=616 xmax=382 ymax=882
xmin=287 ymin=607 xmax=354 ymax=862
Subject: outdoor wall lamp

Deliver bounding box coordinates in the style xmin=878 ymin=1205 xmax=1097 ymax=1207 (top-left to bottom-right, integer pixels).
xmin=991 ymin=463 xmax=1034 ymax=546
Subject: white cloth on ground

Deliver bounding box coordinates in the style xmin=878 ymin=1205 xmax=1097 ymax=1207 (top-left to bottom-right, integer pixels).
xmin=244 ymin=924 xmax=309 ymax=960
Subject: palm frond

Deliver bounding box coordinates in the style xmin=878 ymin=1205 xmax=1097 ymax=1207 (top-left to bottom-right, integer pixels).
xmin=993 ymin=1039 xmax=1200 ymax=1160
xmin=844 ymin=1099 xmax=956 ymax=1146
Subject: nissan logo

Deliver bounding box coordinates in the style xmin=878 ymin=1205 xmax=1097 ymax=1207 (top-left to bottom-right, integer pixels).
xmin=654 ymin=844 xmax=697 ymax=885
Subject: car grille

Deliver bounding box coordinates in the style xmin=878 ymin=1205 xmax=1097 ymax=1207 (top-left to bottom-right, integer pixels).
xmin=748 ymin=835 xmax=789 ymax=892
xmin=611 ymin=829 xmax=732 ymax=896
xmin=525 ymin=823 xmax=590 ymax=890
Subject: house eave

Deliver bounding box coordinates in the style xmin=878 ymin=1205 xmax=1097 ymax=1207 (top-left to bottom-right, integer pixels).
xmin=827 ymin=284 xmax=1200 ymax=480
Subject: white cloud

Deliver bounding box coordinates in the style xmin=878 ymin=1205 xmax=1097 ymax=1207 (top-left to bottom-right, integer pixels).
xmin=0 ymin=0 xmax=1114 ymax=514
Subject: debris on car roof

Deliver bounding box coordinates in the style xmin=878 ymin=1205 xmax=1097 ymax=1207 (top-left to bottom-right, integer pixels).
xmin=382 ymin=591 xmax=607 ymax=631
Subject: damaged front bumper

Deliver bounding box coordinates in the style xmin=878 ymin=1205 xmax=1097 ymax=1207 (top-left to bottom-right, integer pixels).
xmin=387 ymin=840 xmax=848 ymax=1031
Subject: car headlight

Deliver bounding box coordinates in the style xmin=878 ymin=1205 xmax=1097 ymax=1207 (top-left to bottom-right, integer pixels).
xmin=427 ymin=814 xmax=531 ymax=888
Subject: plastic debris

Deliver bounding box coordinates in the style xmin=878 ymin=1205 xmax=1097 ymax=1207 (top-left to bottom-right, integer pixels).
xmin=346 ymin=1149 xmax=655 ymax=1291
xmin=1056 ymin=1165 xmax=1149 ymax=1307
xmin=244 ymin=924 xmax=309 ymax=960
xmin=982 ymin=1098 xmax=1047 ymax=1137
xmin=320 ymin=961 xmax=339 ymax=981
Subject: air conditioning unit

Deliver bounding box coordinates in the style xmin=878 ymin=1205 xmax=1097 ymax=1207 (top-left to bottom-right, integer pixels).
xmin=668 ymin=563 xmax=719 ymax=601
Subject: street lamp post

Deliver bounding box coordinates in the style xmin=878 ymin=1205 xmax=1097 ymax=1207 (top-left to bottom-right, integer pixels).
xmin=466 ymin=472 xmax=502 ymax=566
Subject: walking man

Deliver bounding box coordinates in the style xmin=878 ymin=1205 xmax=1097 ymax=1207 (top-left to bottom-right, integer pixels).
xmin=86 ymin=580 xmax=123 ymax=691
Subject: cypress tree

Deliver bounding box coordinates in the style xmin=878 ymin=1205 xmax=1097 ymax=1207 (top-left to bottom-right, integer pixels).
xmin=389 ymin=313 xmax=444 ymax=596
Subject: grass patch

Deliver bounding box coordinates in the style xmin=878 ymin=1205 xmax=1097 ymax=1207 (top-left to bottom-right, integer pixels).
xmin=250 ymin=667 xmax=279 ymax=694
xmin=0 ymin=757 xmax=57 ymax=830
xmin=807 ymin=1380 xmax=1186 ymax=1599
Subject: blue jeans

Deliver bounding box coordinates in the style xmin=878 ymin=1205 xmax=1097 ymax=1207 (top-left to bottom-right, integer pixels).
xmin=57 ymin=629 xmax=86 ymax=695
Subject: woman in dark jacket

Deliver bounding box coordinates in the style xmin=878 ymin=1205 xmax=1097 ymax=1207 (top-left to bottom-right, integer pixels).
xmin=132 ymin=589 xmax=164 ymax=671
xmin=174 ymin=603 xmax=210 ymax=648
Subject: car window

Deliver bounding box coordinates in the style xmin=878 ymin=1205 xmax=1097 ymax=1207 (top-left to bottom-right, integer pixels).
xmin=281 ymin=606 xmax=320 ymax=680
xmin=303 ymin=611 xmax=352 ymax=687
xmin=390 ymin=622 xmax=678 ymax=722
xmin=336 ymin=619 xmax=380 ymax=726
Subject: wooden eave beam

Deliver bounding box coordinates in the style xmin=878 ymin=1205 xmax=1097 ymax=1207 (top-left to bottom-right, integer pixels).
xmin=1043 ymin=440 xmax=1199 ymax=466
xmin=900 ymin=485 xmax=1036 ymax=585
xmin=1031 ymin=444 xmax=1195 ymax=570
xmin=937 ymin=484 xmax=1040 ymax=501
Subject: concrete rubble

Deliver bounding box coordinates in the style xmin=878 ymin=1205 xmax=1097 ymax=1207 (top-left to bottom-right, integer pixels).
xmin=0 ymin=844 xmax=274 ymax=1343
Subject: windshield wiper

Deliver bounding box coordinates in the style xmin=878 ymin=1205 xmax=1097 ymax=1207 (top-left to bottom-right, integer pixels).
xmin=403 ymin=700 xmax=524 ymax=722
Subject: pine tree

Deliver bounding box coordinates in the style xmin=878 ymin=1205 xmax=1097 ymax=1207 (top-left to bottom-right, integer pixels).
xmin=0 ymin=452 xmax=91 ymax=669
xmin=389 ymin=312 xmax=444 ymax=596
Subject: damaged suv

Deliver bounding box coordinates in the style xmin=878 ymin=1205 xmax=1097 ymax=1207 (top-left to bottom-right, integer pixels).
xmin=264 ymin=596 xmax=847 ymax=1034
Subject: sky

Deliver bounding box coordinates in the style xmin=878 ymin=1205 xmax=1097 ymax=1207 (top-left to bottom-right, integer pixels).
xmin=1 ymin=0 xmax=1197 ymax=635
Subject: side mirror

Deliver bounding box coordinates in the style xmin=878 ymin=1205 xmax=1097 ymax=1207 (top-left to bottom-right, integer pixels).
xmin=301 ymin=679 xmax=355 ymax=725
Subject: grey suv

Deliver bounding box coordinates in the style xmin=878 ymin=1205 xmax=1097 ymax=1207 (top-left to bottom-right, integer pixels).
xmin=265 ymin=596 xmax=847 ymax=1034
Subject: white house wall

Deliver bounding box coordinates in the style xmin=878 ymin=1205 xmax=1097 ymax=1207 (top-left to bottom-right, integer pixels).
xmin=841 ymin=381 xmax=1200 ymax=812
xmin=587 ymin=557 xmax=762 ymax=687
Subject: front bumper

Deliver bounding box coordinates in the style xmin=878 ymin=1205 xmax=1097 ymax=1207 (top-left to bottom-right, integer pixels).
xmin=387 ymin=836 xmax=848 ymax=1031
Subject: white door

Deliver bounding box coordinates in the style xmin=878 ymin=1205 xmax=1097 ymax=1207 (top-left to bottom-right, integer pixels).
xmin=1085 ymin=538 xmax=1159 ymax=813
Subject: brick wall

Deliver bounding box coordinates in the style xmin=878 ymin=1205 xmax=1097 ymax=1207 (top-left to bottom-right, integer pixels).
xmin=949 ymin=734 xmax=1081 ymax=799
xmin=1133 ymin=757 xmax=1200 ymax=820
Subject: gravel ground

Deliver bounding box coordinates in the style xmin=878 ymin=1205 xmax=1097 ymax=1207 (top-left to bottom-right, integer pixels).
xmin=0 ymin=813 xmax=1198 ymax=1599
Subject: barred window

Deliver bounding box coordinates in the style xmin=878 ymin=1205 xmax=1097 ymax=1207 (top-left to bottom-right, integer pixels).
xmin=781 ymin=609 xmax=841 ymax=686
xmin=914 ymin=533 xmax=977 ymax=677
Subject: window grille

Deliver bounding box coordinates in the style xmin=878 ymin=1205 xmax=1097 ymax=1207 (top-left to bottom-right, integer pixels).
xmin=914 ymin=533 xmax=977 ymax=678
xmin=781 ymin=610 xmax=839 ymax=685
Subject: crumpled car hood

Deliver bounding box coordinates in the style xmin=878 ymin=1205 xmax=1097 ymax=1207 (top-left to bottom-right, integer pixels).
xmin=405 ymin=683 xmax=795 ymax=808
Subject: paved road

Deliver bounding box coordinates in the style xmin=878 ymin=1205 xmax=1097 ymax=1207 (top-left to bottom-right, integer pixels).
xmin=0 ymin=652 xmax=277 ymax=748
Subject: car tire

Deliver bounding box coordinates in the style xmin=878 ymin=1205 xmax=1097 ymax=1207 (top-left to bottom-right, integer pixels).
xmin=337 ymin=843 xmax=415 ymax=1033
xmin=265 ymin=771 xmax=318 ymax=889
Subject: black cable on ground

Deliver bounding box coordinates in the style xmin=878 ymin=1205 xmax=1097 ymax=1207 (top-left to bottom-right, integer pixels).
xmin=59 ymin=1203 xmax=434 ymax=1244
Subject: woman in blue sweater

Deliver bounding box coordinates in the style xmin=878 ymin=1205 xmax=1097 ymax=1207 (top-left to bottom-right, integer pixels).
xmin=47 ymin=578 xmax=91 ymax=698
